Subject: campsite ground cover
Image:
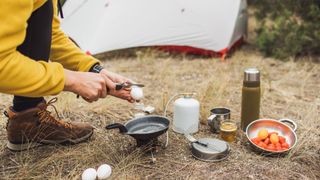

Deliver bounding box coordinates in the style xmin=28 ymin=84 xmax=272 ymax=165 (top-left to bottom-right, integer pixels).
xmin=0 ymin=46 xmax=319 ymax=179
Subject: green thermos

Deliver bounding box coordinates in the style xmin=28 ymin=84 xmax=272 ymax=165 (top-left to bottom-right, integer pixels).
xmin=241 ymin=68 xmax=261 ymax=132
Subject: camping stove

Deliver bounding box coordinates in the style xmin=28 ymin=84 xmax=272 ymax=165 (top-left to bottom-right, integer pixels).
xmin=136 ymin=138 xmax=163 ymax=163
xmin=136 ymin=138 xmax=159 ymax=147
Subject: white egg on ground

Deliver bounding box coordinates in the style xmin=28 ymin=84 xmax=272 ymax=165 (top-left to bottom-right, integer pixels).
xmin=97 ymin=164 xmax=112 ymax=179
xmin=82 ymin=168 xmax=97 ymax=180
xmin=130 ymin=86 xmax=144 ymax=100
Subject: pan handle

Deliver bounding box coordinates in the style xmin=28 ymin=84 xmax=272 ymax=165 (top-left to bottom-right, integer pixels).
xmin=279 ymin=119 xmax=297 ymax=132
xmin=105 ymin=123 xmax=128 ymax=133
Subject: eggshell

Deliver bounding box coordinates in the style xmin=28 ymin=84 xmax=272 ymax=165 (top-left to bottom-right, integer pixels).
xmin=134 ymin=113 xmax=146 ymax=118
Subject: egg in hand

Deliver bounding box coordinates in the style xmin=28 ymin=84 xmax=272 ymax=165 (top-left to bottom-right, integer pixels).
xmin=130 ymin=86 xmax=144 ymax=100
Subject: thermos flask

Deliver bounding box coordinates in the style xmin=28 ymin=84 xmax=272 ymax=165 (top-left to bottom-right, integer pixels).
xmin=241 ymin=68 xmax=261 ymax=131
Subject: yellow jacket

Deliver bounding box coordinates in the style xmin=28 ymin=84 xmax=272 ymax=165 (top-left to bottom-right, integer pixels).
xmin=0 ymin=0 xmax=100 ymax=97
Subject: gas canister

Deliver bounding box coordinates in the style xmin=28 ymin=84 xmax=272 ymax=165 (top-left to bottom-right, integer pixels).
xmin=173 ymin=94 xmax=200 ymax=134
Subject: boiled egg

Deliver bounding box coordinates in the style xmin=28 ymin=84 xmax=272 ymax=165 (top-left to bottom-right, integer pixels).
xmin=130 ymin=86 xmax=144 ymax=100
xmin=81 ymin=168 xmax=97 ymax=180
xmin=97 ymin=164 xmax=112 ymax=179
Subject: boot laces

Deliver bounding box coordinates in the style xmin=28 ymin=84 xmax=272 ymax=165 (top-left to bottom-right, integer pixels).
xmin=37 ymin=98 xmax=72 ymax=129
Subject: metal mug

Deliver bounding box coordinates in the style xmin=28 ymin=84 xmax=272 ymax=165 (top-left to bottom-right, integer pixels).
xmin=207 ymin=108 xmax=231 ymax=133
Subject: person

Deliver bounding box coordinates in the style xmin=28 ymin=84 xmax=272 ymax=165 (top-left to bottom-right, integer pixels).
xmin=0 ymin=0 xmax=135 ymax=151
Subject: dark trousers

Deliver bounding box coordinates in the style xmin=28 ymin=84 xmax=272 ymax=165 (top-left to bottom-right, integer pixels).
xmin=13 ymin=0 xmax=53 ymax=112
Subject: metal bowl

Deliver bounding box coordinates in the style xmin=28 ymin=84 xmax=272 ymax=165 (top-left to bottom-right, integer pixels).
xmin=246 ymin=118 xmax=298 ymax=155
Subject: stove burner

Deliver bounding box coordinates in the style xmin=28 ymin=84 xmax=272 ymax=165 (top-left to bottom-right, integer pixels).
xmin=136 ymin=138 xmax=158 ymax=146
xmin=136 ymin=138 xmax=163 ymax=153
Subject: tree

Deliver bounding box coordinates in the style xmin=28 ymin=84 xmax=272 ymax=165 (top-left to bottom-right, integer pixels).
xmin=249 ymin=0 xmax=320 ymax=59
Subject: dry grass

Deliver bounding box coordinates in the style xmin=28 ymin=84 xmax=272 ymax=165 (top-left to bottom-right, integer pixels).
xmin=1 ymin=9 xmax=319 ymax=179
xmin=0 ymin=46 xmax=319 ymax=179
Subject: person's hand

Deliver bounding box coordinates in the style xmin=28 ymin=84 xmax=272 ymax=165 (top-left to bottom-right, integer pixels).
xmin=100 ymin=69 xmax=133 ymax=84
xmin=108 ymin=88 xmax=135 ymax=103
xmin=100 ymin=69 xmax=135 ymax=103
xmin=63 ymin=69 xmax=115 ymax=103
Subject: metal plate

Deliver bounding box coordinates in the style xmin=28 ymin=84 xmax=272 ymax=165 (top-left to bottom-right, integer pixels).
xmin=191 ymin=138 xmax=230 ymax=162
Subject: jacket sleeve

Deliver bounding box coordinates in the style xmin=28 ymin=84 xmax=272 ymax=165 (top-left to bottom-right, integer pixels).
xmin=50 ymin=0 xmax=101 ymax=72
xmin=0 ymin=0 xmax=65 ymax=97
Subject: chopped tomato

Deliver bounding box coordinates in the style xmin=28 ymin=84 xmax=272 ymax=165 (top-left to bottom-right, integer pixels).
xmin=251 ymin=138 xmax=259 ymax=145
xmin=264 ymin=138 xmax=270 ymax=145
xmin=279 ymin=136 xmax=286 ymax=144
xmin=281 ymin=142 xmax=289 ymax=149
xmin=258 ymin=141 xmax=267 ymax=149
xmin=267 ymin=144 xmax=276 ymax=151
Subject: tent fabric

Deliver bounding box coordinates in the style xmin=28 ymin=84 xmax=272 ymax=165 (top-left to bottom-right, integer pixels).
xmin=61 ymin=0 xmax=247 ymax=56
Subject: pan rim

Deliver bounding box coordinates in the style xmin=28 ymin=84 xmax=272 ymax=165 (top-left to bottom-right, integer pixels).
xmin=124 ymin=115 xmax=170 ymax=125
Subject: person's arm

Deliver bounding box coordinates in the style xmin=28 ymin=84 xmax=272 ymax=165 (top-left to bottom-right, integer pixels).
xmin=0 ymin=0 xmax=65 ymax=97
xmin=50 ymin=0 xmax=100 ymax=72
xmin=49 ymin=0 xmax=135 ymax=102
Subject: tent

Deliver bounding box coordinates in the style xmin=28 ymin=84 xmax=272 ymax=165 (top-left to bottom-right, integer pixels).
xmin=61 ymin=0 xmax=247 ymax=58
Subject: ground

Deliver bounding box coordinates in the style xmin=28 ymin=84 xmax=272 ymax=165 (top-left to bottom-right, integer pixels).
xmin=0 ymin=46 xmax=319 ymax=180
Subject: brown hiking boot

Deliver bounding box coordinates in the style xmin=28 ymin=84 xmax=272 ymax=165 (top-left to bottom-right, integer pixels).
xmin=5 ymin=98 xmax=94 ymax=151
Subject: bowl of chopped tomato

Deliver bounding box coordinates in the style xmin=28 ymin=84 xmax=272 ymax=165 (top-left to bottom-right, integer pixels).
xmin=246 ymin=118 xmax=298 ymax=155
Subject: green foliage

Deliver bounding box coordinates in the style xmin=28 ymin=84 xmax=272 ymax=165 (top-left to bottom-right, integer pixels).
xmin=249 ymin=0 xmax=320 ymax=59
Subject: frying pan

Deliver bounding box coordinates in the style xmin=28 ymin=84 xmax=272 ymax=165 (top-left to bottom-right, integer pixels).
xmin=106 ymin=115 xmax=170 ymax=146
xmin=246 ymin=118 xmax=298 ymax=156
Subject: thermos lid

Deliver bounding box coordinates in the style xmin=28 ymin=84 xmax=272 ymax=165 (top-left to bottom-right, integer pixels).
xmin=244 ymin=68 xmax=260 ymax=82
